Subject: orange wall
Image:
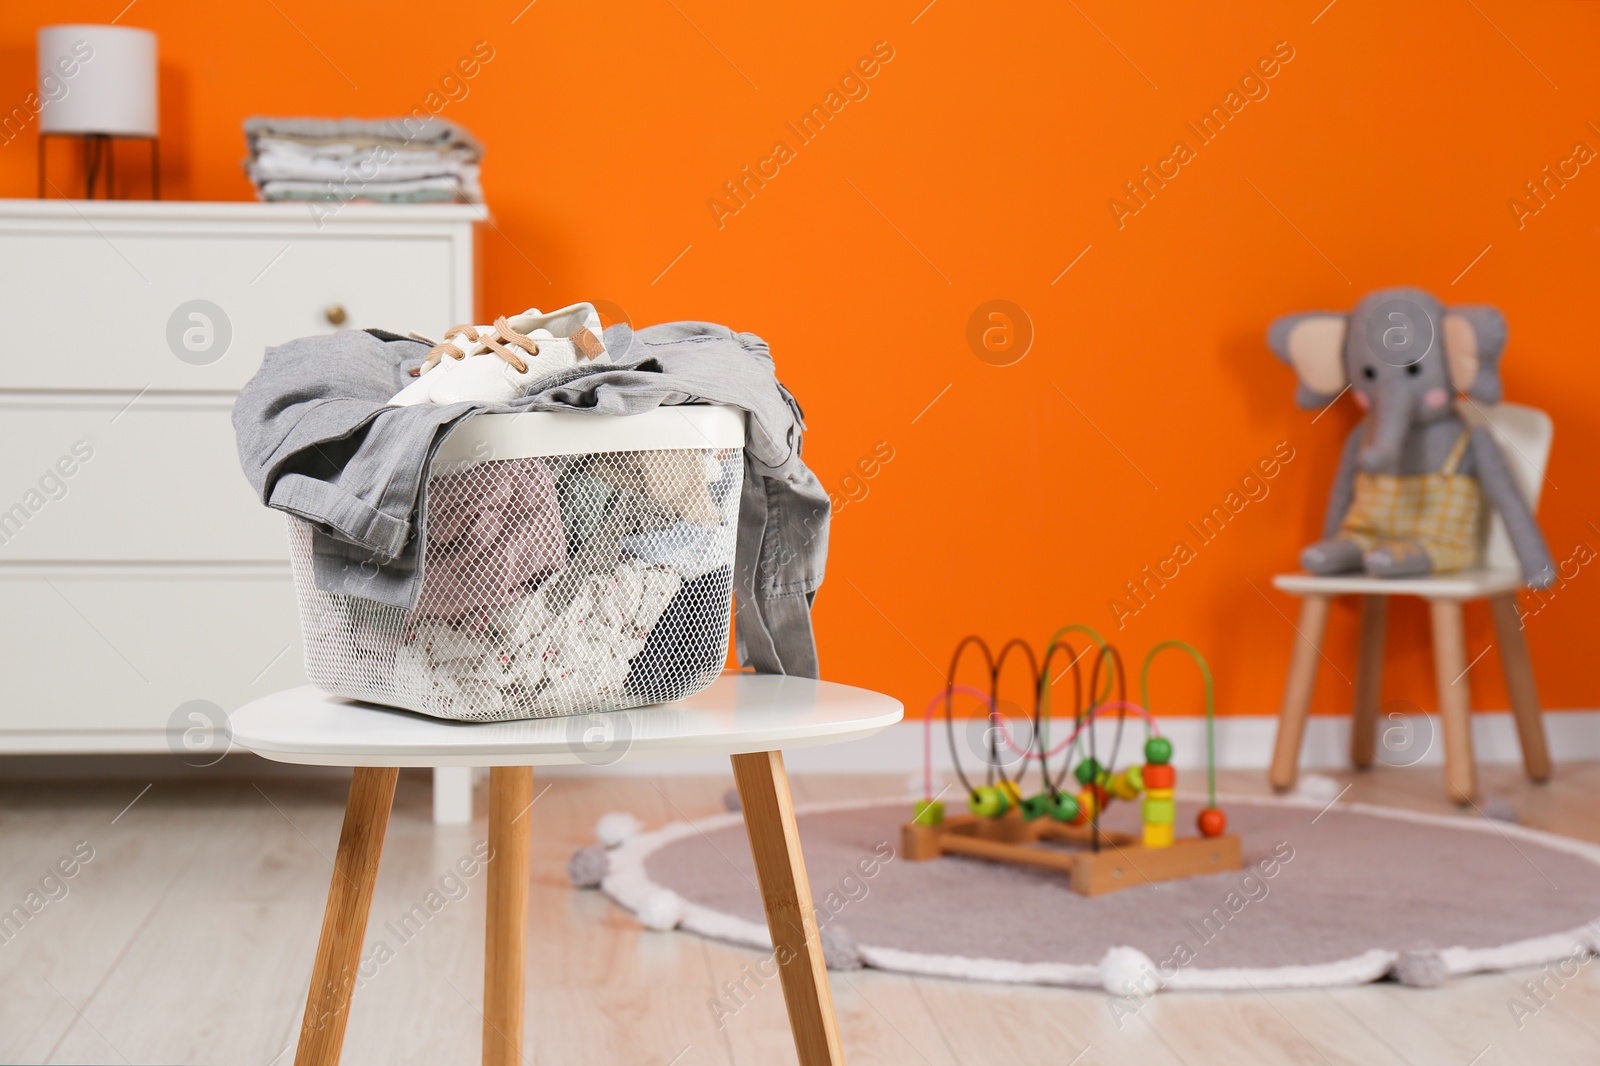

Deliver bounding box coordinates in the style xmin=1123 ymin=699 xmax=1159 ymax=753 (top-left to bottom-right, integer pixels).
xmin=4 ymin=1 xmax=1598 ymax=721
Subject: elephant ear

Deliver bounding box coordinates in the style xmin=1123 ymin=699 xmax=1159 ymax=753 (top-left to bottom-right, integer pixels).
xmin=1267 ymin=313 xmax=1348 ymax=410
xmin=1442 ymin=306 xmax=1507 ymax=403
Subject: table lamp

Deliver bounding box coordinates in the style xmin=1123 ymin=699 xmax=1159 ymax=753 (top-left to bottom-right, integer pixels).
xmin=37 ymin=24 xmax=160 ymax=199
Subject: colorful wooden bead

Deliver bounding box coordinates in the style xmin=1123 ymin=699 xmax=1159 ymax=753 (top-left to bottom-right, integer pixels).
xmin=1142 ymin=821 xmax=1175 ymax=848
xmin=968 ymin=786 xmax=1008 ymax=818
xmin=1020 ymin=793 xmax=1053 ymax=821
xmin=1142 ymin=798 xmax=1176 ymax=825
xmin=1144 ymin=736 xmax=1173 ymax=765
xmin=912 ymin=799 xmax=945 ymax=827
xmin=1144 ymin=787 xmax=1174 ymax=801
xmin=1109 ymin=770 xmax=1141 ymax=801
xmin=1141 ymin=763 xmax=1176 ymax=789
xmin=1126 ymin=764 xmax=1145 ymax=792
xmin=1076 ymin=786 xmax=1100 ymax=822
xmin=1074 ymin=757 xmax=1103 ymax=785
xmin=1197 ymin=807 xmax=1228 ymax=838
xmin=1050 ymin=792 xmax=1081 ymax=823
xmin=997 ymin=779 xmax=1023 ymax=808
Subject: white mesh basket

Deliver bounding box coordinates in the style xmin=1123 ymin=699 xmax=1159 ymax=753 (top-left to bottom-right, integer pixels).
xmin=288 ymin=407 xmax=745 ymax=722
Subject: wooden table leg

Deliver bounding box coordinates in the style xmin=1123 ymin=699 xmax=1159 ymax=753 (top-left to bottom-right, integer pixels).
xmin=731 ymin=750 xmax=846 ymax=1066
xmin=483 ymin=766 xmax=533 ymax=1066
xmin=1350 ymin=595 xmax=1388 ymax=769
xmin=1429 ymin=600 xmax=1478 ymax=804
xmin=1489 ymin=593 xmax=1551 ymax=782
xmin=295 ymin=766 xmax=399 ymax=1066
xmin=1269 ymin=595 xmax=1331 ymax=792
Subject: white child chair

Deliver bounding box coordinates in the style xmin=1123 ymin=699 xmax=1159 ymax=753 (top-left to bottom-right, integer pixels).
xmin=1268 ymin=403 xmax=1553 ymax=804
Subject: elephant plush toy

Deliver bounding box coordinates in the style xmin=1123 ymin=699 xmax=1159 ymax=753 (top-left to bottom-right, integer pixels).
xmin=1269 ymin=286 xmax=1555 ymax=588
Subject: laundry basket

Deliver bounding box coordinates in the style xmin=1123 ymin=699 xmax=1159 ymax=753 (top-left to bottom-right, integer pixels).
xmin=287 ymin=407 xmax=745 ymax=722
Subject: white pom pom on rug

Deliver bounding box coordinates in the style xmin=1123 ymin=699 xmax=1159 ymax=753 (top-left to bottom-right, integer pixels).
xmin=595 ymin=811 xmax=642 ymax=849
xmin=1100 ymin=946 xmax=1163 ymax=996
xmin=636 ymin=889 xmax=686 ymax=932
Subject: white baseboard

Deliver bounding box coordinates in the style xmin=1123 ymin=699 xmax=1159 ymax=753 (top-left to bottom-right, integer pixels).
xmin=0 ymin=731 xmax=183 ymax=754
xmin=539 ymin=709 xmax=1600 ymax=776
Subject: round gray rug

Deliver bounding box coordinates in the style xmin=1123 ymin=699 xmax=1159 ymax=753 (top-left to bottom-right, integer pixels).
xmin=600 ymin=794 xmax=1600 ymax=990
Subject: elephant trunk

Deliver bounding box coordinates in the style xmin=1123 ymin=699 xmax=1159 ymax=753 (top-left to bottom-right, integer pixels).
xmin=1358 ymin=391 xmax=1413 ymax=473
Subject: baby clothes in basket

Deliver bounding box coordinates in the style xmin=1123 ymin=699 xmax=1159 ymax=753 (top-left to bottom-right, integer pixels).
xmin=378 ymin=457 xmax=736 ymax=719
xmin=618 ymin=454 xmax=740 ymax=589
xmin=624 ymin=567 xmax=733 ymax=703
xmin=395 ymin=556 xmax=682 ymax=719
xmin=413 ymin=458 xmax=567 ymax=616
xmin=593 ymin=451 xmax=721 ymax=527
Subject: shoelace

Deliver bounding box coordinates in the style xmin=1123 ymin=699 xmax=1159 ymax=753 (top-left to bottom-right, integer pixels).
xmin=418 ymin=316 xmax=540 ymax=375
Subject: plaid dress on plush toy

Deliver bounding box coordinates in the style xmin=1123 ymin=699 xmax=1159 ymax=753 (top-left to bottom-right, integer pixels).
xmin=1338 ymin=432 xmax=1482 ymax=572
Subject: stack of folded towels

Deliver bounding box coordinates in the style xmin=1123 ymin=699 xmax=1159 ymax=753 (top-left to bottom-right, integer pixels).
xmin=242 ymin=116 xmax=483 ymax=204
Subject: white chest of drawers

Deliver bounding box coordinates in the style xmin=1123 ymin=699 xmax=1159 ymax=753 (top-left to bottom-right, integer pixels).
xmin=0 ymin=199 xmax=484 ymax=818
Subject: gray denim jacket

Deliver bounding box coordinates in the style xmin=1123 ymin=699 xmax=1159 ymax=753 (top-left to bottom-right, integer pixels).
xmin=232 ymin=321 xmax=828 ymax=677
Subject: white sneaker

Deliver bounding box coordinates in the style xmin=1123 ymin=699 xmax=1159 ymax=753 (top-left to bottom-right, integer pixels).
xmin=389 ymin=303 xmax=609 ymax=406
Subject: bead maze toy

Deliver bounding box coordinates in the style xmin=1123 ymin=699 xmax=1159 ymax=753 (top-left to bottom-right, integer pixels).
xmin=902 ymin=627 xmax=1240 ymax=896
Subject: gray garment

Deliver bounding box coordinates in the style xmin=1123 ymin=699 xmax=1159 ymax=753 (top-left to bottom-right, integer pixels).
xmin=258 ymin=181 xmax=466 ymax=203
xmin=242 ymin=116 xmax=483 ymax=158
xmin=232 ymin=322 xmax=829 ymax=677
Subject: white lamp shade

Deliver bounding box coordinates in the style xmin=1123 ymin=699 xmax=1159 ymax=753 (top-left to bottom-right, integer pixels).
xmin=38 ymin=25 xmax=158 ymax=137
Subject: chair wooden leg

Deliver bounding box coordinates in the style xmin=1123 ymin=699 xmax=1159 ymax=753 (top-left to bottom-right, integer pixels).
xmin=1350 ymin=595 xmax=1388 ymax=769
xmin=483 ymin=766 xmax=533 ymax=1066
xmin=1428 ymin=600 xmax=1478 ymax=804
xmin=731 ymin=750 xmax=846 ymax=1066
xmin=1269 ymin=595 xmax=1331 ymax=792
xmin=1489 ymin=593 xmax=1551 ymax=782
xmin=295 ymin=767 xmax=399 ymax=1066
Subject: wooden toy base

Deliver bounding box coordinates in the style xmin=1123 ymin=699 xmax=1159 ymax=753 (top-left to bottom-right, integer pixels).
xmin=901 ymin=812 xmax=1241 ymax=896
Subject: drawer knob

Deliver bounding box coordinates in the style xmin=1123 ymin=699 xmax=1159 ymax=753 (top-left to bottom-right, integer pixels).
xmin=324 ymin=303 xmax=348 ymax=326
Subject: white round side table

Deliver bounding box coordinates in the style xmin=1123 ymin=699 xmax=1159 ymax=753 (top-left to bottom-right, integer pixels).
xmin=230 ymin=674 xmax=902 ymax=1066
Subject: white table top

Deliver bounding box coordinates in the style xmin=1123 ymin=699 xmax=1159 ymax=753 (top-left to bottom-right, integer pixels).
xmin=228 ymin=675 xmax=903 ymax=768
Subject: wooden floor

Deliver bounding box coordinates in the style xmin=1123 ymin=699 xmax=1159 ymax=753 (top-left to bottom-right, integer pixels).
xmin=2 ymin=760 xmax=1599 ymax=1065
